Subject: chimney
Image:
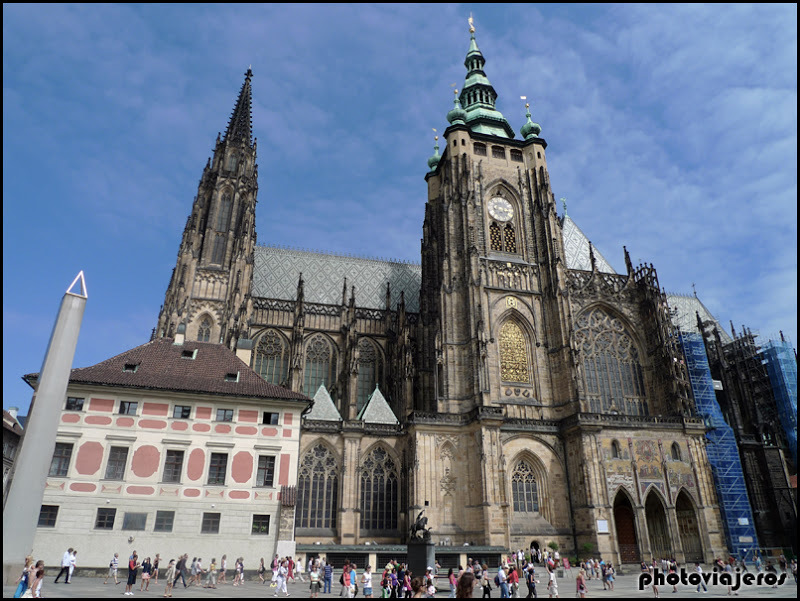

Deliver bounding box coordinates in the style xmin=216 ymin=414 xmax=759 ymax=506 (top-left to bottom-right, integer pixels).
xmin=236 ymin=338 xmax=253 ymax=366
xmin=7 ymin=406 xmax=19 ymax=420
xmin=174 ymin=323 xmax=186 ymax=346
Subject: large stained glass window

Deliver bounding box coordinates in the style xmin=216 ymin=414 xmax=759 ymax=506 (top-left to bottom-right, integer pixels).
xmin=304 ymin=334 xmax=337 ymax=395
xmin=574 ymin=307 xmax=646 ymax=415
xmin=197 ymin=316 xmax=212 ymax=342
xmin=253 ymin=329 xmax=290 ymax=386
xmin=296 ymin=443 xmax=339 ymax=530
xmin=359 ymin=447 xmax=399 ymax=531
xmin=500 ymin=321 xmax=529 ymax=383
xmin=511 ymin=460 xmax=539 ymax=513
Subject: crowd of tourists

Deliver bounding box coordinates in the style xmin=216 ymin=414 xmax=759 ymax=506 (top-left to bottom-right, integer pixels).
xmin=10 ymin=545 xmax=797 ymax=598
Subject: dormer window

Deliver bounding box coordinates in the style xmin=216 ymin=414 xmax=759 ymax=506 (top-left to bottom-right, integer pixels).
xmin=224 ymin=372 xmax=239 ymax=383
xmin=123 ymin=363 xmax=139 ymax=373
xmin=181 ymin=349 xmax=197 ymax=360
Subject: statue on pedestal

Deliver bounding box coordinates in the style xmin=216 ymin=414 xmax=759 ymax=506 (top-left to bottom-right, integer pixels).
xmin=410 ymin=510 xmax=432 ymax=542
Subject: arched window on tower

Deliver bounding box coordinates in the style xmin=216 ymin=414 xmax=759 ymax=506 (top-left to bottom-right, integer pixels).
xmin=359 ymin=446 xmax=399 ymax=532
xmin=611 ymin=440 xmax=621 ymax=459
xmin=511 ymin=460 xmax=539 ymax=513
xmin=671 ymin=443 xmax=682 ymax=461
xmin=504 ymin=223 xmax=517 ymax=253
xmin=197 ymin=316 xmax=212 ymax=342
xmin=574 ymin=307 xmax=646 ymax=415
xmin=356 ymin=338 xmax=382 ymax=412
xmin=227 ymin=153 xmax=239 ymax=172
xmin=216 ymin=192 xmax=233 ymax=231
xmin=211 ymin=233 xmax=226 ymax=264
xmin=304 ymin=334 xmax=337 ymax=396
xmin=490 ymin=221 xmax=503 ymax=251
xmin=253 ymin=330 xmax=290 ymax=386
xmin=295 ymin=443 xmax=339 ymax=530
xmin=499 ymin=321 xmax=529 ymax=383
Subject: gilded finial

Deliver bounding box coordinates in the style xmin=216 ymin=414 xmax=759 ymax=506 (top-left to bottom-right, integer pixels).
xmin=468 ymin=14 xmax=475 ymax=34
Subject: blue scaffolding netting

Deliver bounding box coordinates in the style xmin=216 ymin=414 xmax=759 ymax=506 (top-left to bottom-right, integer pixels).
xmin=760 ymin=339 xmax=798 ymax=466
xmin=680 ymin=333 xmax=760 ymax=558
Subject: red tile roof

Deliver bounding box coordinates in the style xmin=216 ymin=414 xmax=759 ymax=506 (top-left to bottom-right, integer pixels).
xmin=24 ymin=338 xmax=309 ymax=403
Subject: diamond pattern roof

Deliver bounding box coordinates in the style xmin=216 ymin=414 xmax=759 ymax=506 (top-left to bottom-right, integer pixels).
xmin=667 ymin=293 xmax=732 ymax=343
xmin=305 ymin=383 xmax=342 ymax=421
xmin=561 ymin=216 xmax=616 ymax=273
xmin=253 ymin=246 xmax=422 ymax=312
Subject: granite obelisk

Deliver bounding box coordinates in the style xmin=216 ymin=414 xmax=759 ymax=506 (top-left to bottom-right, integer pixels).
xmin=3 ymin=272 xmax=87 ymax=584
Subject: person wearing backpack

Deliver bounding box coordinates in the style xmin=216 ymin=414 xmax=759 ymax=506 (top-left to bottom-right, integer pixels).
xmin=524 ymin=566 xmax=539 ymax=599
xmin=481 ymin=570 xmax=493 ymax=598
xmin=340 ymin=561 xmax=352 ymax=598
xmin=496 ymin=566 xmax=509 ymax=598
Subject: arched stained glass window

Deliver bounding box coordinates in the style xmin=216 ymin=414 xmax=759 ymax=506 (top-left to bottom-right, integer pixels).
xmin=359 ymin=447 xmax=399 ymax=531
xmin=504 ymin=224 xmax=517 ymax=253
xmin=574 ymin=307 xmax=646 ymax=415
xmin=511 ymin=460 xmax=539 ymax=513
xmin=356 ymin=339 xmax=381 ymax=412
xmin=500 ymin=321 xmax=529 ymax=383
xmin=211 ymin=234 xmax=226 ymax=264
xmin=253 ymin=330 xmax=289 ymax=386
xmin=304 ymin=334 xmax=336 ymax=395
xmin=216 ymin=192 xmax=233 ymax=231
xmin=490 ymin=221 xmax=503 ymax=251
xmin=197 ymin=316 xmax=212 ymax=342
xmin=296 ymin=443 xmax=338 ymax=530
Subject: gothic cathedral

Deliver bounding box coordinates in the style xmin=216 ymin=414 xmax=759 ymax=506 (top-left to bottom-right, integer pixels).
xmin=157 ymin=29 xmax=727 ymax=563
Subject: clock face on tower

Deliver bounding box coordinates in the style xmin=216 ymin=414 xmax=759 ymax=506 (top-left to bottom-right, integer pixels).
xmin=488 ymin=197 xmax=514 ymax=222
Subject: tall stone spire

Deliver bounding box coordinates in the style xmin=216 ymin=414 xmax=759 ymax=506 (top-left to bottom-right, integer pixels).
xmin=457 ymin=20 xmax=514 ymax=138
xmin=224 ymin=68 xmax=254 ymax=147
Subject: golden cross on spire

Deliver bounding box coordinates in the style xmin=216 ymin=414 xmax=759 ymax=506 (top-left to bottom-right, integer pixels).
xmin=468 ymin=13 xmax=475 ymax=34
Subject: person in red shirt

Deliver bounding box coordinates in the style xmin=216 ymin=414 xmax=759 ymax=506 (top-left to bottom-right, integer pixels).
xmin=288 ymin=557 xmax=295 ymax=582
xmin=507 ymin=566 xmax=520 ymax=597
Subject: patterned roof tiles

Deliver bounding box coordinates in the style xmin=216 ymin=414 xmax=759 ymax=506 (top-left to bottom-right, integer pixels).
xmin=561 ymin=216 xmax=617 ymax=273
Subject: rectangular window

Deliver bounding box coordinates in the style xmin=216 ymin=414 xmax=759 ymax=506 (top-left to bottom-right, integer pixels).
xmin=65 ymin=397 xmax=84 ymax=411
xmin=207 ymin=453 xmax=227 ymax=485
xmin=251 ymin=514 xmax=270 ymax=535
xmin=163 ymin=450 xmax=184 ymax=483
xmin=510 ymin=149 xmax=523 ymax=162
xmin=119 ymin=401 xmax=138 ymax=415
xmin=201 ymin=512 xmax=221 ymax=534
xmin=104 ymin=446 xmax=129 ymax=480
xmin=256 ymin=455 xmax=276 ymax=487
xmin=48 ymin=442 xmax=73 ymax=477
xmin=154 ymin=510 xmax=175 ymax=532
xmin=38 ymin=505 xmax=59 ymax=527
xmin=122 ymin=512 xmax=147 ymax=531
xmin=216 ymin=408 xmax=234 ymax=422
xmin=262 ymin=412 xmax=279 ymax=425
xmin=492 ymin=146 xmax=506 ymax=159
xmin=474 ymin=143 xmax=487 ymax=156
xmin=95 ymin=507 xmax=117 ymax=530
xmin=173 ymin=405 xmax=191 ymax=419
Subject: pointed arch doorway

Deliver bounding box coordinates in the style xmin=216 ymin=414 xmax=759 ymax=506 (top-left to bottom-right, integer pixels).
xmin=645 ymin=490 xmax=672 ymax=559
xmin=676 ymin=490 xmax=703 ymax=562
xmin=613 ymin=490 xmax=640 ymax=563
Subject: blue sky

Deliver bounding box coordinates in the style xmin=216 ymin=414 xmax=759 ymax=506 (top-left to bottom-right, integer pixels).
xmin=3 ymin=4 xmax=797 ymax=414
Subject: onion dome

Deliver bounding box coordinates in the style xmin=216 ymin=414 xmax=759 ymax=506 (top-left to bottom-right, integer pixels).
xmin=427 ymin=135 xmax=441 ymax=171
xmin=447 ymin=89 xmax=467 ymax=125
xmin=520 ymin=103 xmax=542 ymax=140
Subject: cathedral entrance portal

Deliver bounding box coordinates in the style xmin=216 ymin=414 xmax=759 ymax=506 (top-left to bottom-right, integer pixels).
xmin=613 ymin=490 xmax=640 ymax=563
xmin=645 ymin=491 xmax=672 ymax=560
xmin=676 ymin=491 xmax=703 ymax=563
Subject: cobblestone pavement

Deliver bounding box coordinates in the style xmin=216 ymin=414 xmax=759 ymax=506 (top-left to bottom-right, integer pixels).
xmin=4 ymin=572 xmax=797 ymax=599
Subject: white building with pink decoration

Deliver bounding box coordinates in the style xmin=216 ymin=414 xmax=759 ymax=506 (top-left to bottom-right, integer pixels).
xmin=23 ymin=331 xmax=309 ymax=569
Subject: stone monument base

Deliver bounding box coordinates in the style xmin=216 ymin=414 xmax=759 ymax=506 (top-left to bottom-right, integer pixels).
xmin=407 ymin=539 xmax=435 ymax=580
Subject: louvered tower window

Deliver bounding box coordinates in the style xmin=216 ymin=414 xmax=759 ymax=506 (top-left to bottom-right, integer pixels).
xmin=253 ymin=330 xmax=290 ymax=386
xmin=296 ymin=443 xmax=339 ymax=530
xmin=500 ymin=321 xmax=529 ymax=383
xmin=304 ymin=334 xmax=337 ymax=395
xmin=359 ymin=447 xmax=398 ymax=531
xmin=574 ymin=307 xmax=646 ymax=415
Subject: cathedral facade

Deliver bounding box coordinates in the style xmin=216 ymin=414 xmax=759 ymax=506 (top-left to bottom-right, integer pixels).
xmin=157 ymin=30 xmax=728 ymax=563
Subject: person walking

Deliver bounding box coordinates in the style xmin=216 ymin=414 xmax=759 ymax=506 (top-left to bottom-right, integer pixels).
xmin=104 ymin=553 xmax=120 ymax=585
xmin=152 ymin=554 xmax=161 ymax=585
xmin=164 ymin=559 xmax=176 ymax=598
xmin=324 ymin=560 xmax=333 ymax=595
xmin=140 ymin=557 xmax=153 ymax=592
xmin=125 ymin=552 xmax=141 ymax=596
xmin=12 ymin=555 xmax=34 ymax=598
xmin=456 ymin=572 xmax=476 ymax=598
xmin=173 ymin=554 xmax=188 ymax=589
xmin=448 ymin=568 xmax=458 ymax=598
xmin=309 ymin=562 xmax=322 ymax=598
xmin=68 ymin=550 xmax=77 ymax=583
xmin=297 ymin=556 xmax=306 ymax=582
xmin=204 ymin=558 xmax=218 ymax=589
xmin=340 ymin=561 xmax=352 ymax=598
xmin=218 ymin=555 xmax=228 ymax=584
xmin=362 ymin=564 xmax=374 ymax=598
xmin=575 ymin=568 xmax=587 ymax=599
xmin=546 ymin=567 xmax=558 ymax=599
xmin=29 ymin=560 xmax=46 ymax=599
xmin=480 ymin=568 xmax=492 ymax=598
xmin=53 ymin=547 xmax=73 ymax=584
xmin=525 ymin=566 xmax=538 ymax=599
xmin=259 ymin=557 xmax=268 ymax=584
xmin=694 ymin=563 xmax=708 ymax=593
xmin=275 ymin=559 xmax=289 ymax=597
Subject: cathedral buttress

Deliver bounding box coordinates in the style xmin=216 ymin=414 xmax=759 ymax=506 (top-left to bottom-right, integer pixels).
xmin=157 ymin=69 xmax=258 ymax=348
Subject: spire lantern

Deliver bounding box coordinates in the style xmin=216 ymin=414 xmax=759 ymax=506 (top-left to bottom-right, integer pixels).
xmin=427 ymin=131 xmax=441 ymax=172
xmin=520 ymin=101 xmax=542 ymax=140
xmin=446 ymin=89 xmax=467 ymax=125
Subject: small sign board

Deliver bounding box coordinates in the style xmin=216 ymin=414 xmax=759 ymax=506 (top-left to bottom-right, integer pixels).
xmin=596 ymin=519 xmax=609 ymax=533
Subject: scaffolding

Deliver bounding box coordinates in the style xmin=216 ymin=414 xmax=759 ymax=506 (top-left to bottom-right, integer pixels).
xmin=680 ymin=332 xmax=760 ymax=558
xmin=760 ymin=337 xmax=798 ymax=467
